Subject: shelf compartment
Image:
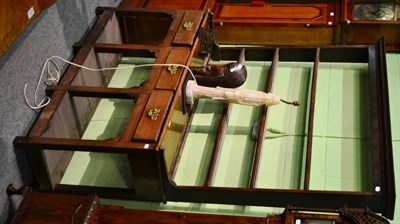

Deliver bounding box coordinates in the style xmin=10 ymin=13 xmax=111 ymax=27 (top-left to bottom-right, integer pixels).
xmin=166 ymin=42 xmax=395 ymax=219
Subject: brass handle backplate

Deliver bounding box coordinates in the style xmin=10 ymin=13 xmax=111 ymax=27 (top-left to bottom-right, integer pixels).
xmin=167 ymin=65 xmax=178 ymax=74
xmin=183 ymin=21 xmax=193 ymax=30
xmin=148 ymin=108 xmax=161 ymax=120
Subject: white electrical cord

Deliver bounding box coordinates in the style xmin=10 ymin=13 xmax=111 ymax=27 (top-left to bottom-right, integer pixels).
xmin=24 ymin=57 xmax=61 ymax=110
xmin=24 ymin=55 xmax=196 ymax=110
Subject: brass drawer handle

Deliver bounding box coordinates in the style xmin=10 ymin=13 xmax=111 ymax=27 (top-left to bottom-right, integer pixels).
xmin=148 ymin=108 xmax=161 ymax=120
xmin=183 ymin=21 xmax=193 ymax=30
xmin=167 ymin=65 xmax=178 ymax=74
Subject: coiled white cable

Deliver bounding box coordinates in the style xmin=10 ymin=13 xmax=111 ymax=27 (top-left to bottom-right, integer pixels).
xmin=24 ymin=55 xmax=196 ymax=110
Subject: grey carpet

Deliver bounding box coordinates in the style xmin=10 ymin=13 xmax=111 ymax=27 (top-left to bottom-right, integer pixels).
xmin=0 ymin=0 xmax=121 ymax=223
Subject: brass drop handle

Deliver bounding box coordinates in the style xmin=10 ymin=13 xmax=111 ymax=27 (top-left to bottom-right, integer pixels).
xmin=167 ymin=65 xmax=178 ymax=74
xmin=183 ymin=21 xmax=193 ymax=30
xmin=148 ymin=108 xmax=161 ymax=120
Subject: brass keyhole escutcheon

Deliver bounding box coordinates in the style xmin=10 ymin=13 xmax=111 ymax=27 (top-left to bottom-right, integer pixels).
xmin=167 ymin=65 xmax=178 ymax=74
xmin=148 ymin=108 xmax=161 ymax=120
xmin=183 ymin=21 xmax=193 ymax=30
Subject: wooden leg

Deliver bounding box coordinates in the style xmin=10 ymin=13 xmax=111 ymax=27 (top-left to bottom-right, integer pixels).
xmin=6 ymin=184 xmax=29 ymax=196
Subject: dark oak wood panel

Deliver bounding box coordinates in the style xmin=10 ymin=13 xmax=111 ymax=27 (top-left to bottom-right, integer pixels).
xmin=0 ymin=0 xmax=56 ymax=56
xmin=214 ymin=26 xmax=336 ymax=46
xmin=9 ymin=188 xmax=390 ymax=223
xmin=144 ymin=0 xmax=209 ymax=10
xmin=119 ymin=0 xmax=216 ymax=11
xmin=215 ymin=4 xmax=331 ymax=24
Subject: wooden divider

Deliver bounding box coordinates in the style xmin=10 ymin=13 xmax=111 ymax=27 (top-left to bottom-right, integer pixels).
xmin=205 ymin=103 xmax=231 ymax=187
xmin=249 ymin=47 xmax=279 ymax=188
xmin=303 ymin=47 xmax=320 ymax=190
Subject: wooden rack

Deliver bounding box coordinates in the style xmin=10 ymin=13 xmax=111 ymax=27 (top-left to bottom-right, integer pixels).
xmin=162 ymin=40 xmax=395 ymax=219
xmin=13 ymin=7 xmax=395 ymax=220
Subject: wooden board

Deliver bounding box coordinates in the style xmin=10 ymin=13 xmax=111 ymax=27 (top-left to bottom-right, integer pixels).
xmin=0 ymin=0 xmax=55 ymax=56
xmin=214 ymin=3 xmax=334 ymax=25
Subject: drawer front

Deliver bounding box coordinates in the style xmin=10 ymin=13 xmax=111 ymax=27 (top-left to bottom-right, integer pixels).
xmin=172 ymin=10 xmax=204 ymax=46
xmin=133 ymin=90 xmax=174 ymax=142
xmin=155 ymin=48 xmax=190 ymax=90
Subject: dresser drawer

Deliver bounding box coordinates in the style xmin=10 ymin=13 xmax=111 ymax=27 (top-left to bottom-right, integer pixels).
xmin=156 ymin=48 xmax=191 ymax=90
xmin=172 ymin=10 xmax=204 ymax=46
xmin=133 ymin=90 xmax=174 ymax=142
